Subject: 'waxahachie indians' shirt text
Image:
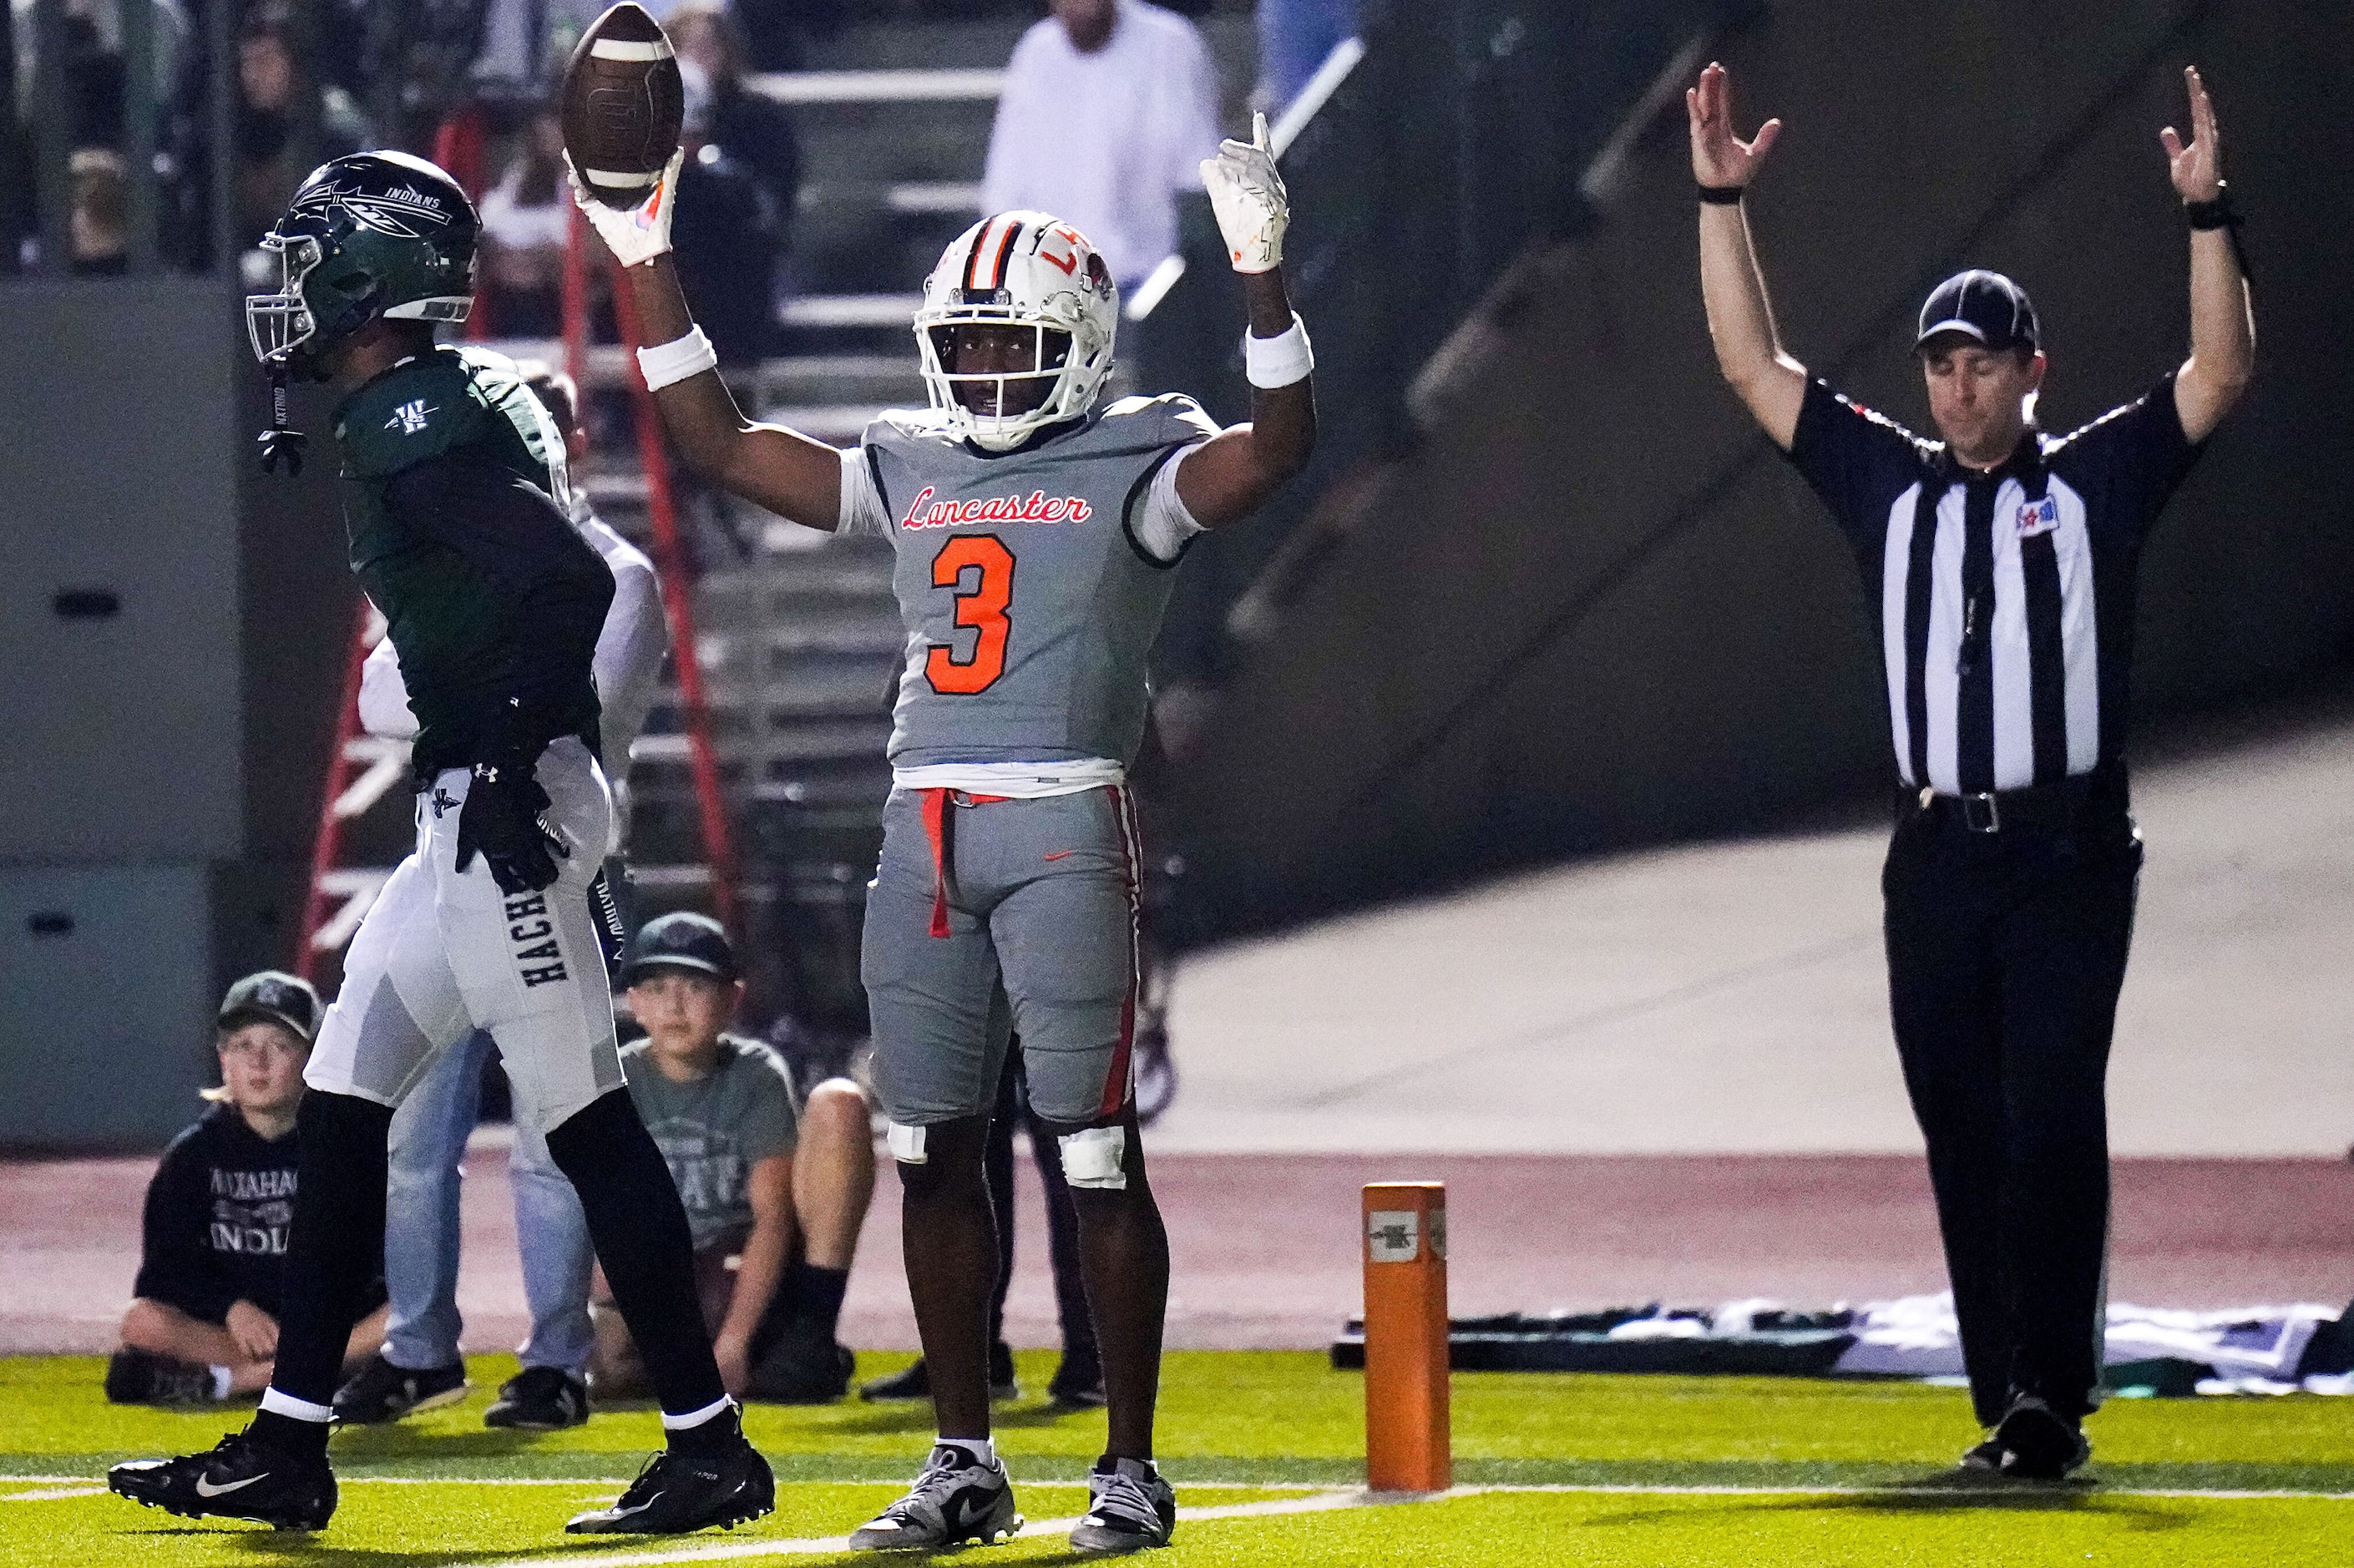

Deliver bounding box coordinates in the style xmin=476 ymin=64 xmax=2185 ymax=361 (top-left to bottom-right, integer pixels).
xmin=133 ymin=1103 xmax=313 ymax=1320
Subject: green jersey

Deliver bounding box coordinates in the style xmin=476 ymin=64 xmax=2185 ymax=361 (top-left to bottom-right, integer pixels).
xmin=332 ymin=346 xmax=612 ymax=772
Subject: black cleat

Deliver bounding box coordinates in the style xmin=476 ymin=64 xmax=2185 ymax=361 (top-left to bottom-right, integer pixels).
xmin=1958 ymin=1434 xmax=2007 ymax=1474
xmin=744 ymin=1335 xmax=854 ymax=1404
xmin=332 ymin=1353 xmax=469 ymax=1424
xmin=859 ymin=1343 xmax=1020 ymax=1404
xmin=105 ymin=1348 xmax=220 ymax=1408
xmin=485 ymin=1366 xmax=591 ymax=1429
xmin=1992 ymin=1394 xmax=2092 ymax=1479
xmin=109 ymin=1429 xmax=337 ymax=1530
xmin=565 ymin=1407 xmax=775 ymax=1535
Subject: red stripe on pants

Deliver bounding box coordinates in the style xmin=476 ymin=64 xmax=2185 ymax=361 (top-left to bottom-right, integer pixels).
xmin=1099 ymin=786 xmax=1143 ymax=1119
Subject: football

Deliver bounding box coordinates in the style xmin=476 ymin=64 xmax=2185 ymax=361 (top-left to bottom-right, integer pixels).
xmin=561 ymin=3 xmax=685 ymax=210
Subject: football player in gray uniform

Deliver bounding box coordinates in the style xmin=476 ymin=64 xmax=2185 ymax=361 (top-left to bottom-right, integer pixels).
xmin=574 ymin=113 xmax=1314 ymax=1552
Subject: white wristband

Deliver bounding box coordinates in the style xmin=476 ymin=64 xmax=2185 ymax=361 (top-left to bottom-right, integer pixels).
xmin=1243 ymin=314 xmax=1314 ymax=389
xmin=636 ymin=326 xmax=718 ymax=392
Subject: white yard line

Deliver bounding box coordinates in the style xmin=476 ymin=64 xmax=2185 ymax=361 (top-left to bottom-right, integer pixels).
xmin=1450 ymin=1482 xmax=2354 ymax=1503
xmin=0 ymin=1472 xmax=1331 ymax=1490
xmin=468 ymin=1478 xmax=2354 ymax=1568
xmin=477 ymin=1492 xmax=1379 ymax=1568
xmin=18 ymin=1471 xmax=2354 ymax=1515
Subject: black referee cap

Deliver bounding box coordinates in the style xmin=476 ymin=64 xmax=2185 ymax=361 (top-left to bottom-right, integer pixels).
xmin=1916 ymin=269 xmax=2040 ymax=355
xmin=622 ymin=912 xmax=741 ymax=985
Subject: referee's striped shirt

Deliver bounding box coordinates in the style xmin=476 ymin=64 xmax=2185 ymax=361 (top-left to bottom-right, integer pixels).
xmin=1785 ymin=372 xmax=2204 ymax=796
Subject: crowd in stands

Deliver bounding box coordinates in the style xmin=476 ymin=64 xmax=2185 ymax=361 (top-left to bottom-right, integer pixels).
xmin=10 ymin=1 xmax=1355 ymax=299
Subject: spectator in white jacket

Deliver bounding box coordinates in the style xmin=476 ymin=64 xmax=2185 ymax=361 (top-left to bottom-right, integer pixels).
xmin=980 ymin=0 xmax=1224 ymax=292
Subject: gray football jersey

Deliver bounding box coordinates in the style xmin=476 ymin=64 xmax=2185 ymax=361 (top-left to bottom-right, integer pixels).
xmin=856 ymin=395 xmax=1218 ymax=768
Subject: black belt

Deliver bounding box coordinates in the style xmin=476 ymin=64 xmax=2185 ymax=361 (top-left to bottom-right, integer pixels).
xmin=1902 ymin=763 xmax=2128 ymax=836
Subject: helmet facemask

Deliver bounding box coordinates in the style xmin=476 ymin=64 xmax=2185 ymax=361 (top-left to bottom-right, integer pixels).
xmin=245 ymin=229 xmax=327 ymax=372
xmin=920 ymin=319 xmax=1083 ymax=451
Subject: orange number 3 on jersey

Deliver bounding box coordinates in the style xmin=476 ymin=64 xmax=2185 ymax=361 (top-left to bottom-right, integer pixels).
xmin=925 ymin=534 xmax=1015 ymax=694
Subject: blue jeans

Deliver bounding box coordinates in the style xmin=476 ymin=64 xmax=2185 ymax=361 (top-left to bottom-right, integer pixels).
xmin=382 ymin=1030 xmax=595 ymax=1373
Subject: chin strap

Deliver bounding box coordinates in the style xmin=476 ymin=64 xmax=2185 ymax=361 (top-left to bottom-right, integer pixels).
xmin=258 ymin=367 xmax=308 ymax=476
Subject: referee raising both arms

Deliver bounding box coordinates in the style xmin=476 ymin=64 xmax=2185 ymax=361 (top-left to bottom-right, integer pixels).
xmin=1689 ymin=62 xmax=2253 ymax=1477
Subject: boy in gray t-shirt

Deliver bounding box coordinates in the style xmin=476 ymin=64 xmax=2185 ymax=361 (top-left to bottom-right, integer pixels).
xmin=589 ymin=915 xmax=877 ymax=1403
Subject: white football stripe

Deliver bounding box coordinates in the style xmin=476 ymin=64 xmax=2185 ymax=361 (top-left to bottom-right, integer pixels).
xmin=473 ymin=1490 xmax=1377 ymax=1568
xmin=582 ymin=168 xmax=660 ymax=188
xmin=590 ymin=38 xmax=673 ymax=61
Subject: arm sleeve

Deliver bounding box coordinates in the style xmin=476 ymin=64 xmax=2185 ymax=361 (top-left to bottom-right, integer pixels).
xmin=381 ymin=454 xmax=616 ymax=745
xmin=837 ymin=448 xmax=893 ymax=538
xmin=357 ymin=635 xmax=420 ymax=741
xmin=1782 ymin=377 xmax=1936 ymax=554
xmin=581 ymin=521 xmax=671 ymax=761
xmin=736 ymin=1053 xmax=800 ymax=1163
xmin=131 ymin=1139 xmax=239 ymax=1321
xmin=1129 ymin=443 xmax=1207 ymax=564
xmin=2043 ymin=371 xmax=2201 ymax=550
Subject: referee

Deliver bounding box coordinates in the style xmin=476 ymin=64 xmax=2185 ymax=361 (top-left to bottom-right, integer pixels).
xmin=1687 ymin=62 xmax=2254 ymax=1477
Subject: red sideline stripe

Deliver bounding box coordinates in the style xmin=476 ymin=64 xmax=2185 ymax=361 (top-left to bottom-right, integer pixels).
xmin=1099 ymin=785 xmax=1144 ymax=1119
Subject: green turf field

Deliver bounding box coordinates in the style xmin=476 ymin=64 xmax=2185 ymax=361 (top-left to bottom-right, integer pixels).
xmin=3 ymin=1350 xmax=2348 ymax=1565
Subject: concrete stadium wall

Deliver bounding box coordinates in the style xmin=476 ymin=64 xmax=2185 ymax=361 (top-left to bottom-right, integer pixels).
xmin=1159 ymin=0 xmax=2354 ymax=939
xmin=0 ymin=280 xmax=352 ymax=1147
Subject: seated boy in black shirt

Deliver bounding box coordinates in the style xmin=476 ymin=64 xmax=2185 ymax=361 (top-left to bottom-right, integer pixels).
xmin=106 ymin=974 xmax=392 ymax=1406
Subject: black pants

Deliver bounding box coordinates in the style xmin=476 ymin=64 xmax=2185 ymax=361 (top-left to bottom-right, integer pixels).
xmin=1883 ymin=801 xmax=2142 ymax=1428
xmin=984 ymin=1049 xmax=1098 ymax=1363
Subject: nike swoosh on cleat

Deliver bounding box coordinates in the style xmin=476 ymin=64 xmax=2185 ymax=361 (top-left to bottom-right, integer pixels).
xmin=193 ymin=1473 xmax=269 ymax=1498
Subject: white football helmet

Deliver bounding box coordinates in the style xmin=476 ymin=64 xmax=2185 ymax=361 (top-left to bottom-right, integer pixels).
xmin=914 ymin=211 xmax=1118 ymax=452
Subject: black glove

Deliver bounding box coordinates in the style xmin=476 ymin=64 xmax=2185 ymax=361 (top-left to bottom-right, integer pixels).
xmin=454 ymin=761 xmax=568 ymax=895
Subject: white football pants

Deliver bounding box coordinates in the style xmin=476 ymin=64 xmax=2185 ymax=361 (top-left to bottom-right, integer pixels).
xmin=306 ymin=736 xmax=624 ymax=1136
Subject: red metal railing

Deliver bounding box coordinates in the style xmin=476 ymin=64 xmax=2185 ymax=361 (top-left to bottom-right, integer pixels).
xmin=570 ymin=210 xmax=742 ymax=928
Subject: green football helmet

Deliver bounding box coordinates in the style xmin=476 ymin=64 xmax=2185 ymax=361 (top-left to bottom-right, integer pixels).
xmin=246 ymin=150 xmax=478 ymax=378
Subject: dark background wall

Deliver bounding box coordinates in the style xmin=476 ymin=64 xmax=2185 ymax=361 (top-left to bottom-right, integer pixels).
xmin=0 ymin=281 xmax=352 ymax=1147
xmin=1159 ymin=0 xmax=2354 ymax=940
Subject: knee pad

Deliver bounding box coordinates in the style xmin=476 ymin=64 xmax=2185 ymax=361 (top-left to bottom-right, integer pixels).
xmin=1057 ymin=1125 xmax=1127 ymax=1191
xmin=886 ymin=1121 xmax=929 ymax=1166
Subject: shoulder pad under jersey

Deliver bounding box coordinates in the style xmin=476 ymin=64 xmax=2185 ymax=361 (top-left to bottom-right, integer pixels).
xmin=334 ymin=348 xmax=492 ymax=480
xmin=864 ymin=406 xmax=960 ymax=448
xmin=1097 ymin=392 xmax=1222 ymax=448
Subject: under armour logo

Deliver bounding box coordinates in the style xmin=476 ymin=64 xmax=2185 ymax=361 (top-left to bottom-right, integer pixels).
xmin=429 ymin=787 xmax=460 ymax=818
xmin=385 ymin=399 xmax=437 ymax=436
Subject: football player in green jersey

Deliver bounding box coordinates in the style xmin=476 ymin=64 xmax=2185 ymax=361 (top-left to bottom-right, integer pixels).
xmin=109 ymin=152 xmax=772 ymax=1540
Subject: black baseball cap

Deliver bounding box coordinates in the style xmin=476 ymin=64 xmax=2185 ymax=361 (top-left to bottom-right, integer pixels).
xmin=216 ymin=970 xmax=323 ymax=1044
xmin=1916 ymin=269 xmax=2040 ymax=355
xmin=622 ymin=912 xmax=741 ymax=985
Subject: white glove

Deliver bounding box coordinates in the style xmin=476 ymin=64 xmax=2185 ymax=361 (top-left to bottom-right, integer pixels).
xmin=1201 ymin=110 xmax=1288 ymax=274
xmin=566 ymin=147 xmax=684 ymax=269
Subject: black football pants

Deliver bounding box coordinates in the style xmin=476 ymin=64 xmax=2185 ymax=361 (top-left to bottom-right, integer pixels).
xmin=1883 ymin=802 xmax=2142 ymax=1429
